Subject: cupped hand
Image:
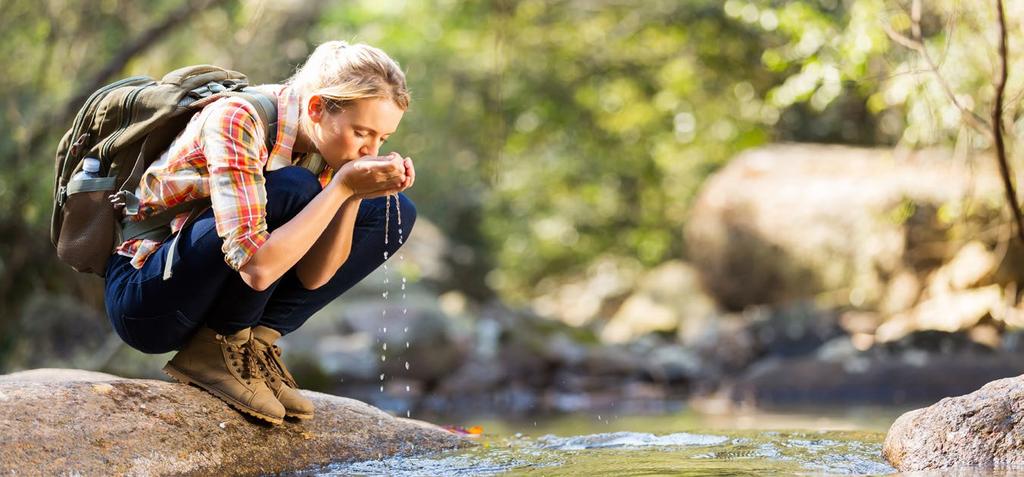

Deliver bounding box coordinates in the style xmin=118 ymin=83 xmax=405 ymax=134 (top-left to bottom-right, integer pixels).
xmin=336 ymin=152 xmax=414 ymax=199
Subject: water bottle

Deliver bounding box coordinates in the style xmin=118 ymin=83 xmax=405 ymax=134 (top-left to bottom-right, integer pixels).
xmin=71 ymin=157 xmax=101 ymax=181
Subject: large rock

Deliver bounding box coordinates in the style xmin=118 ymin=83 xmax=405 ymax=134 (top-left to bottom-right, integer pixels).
xmin=280 ymin=282 xmax=468 ymax=386
xmin=532 ymin=256 xmax=643 ymax=327
xmin=0 ymin=368 xmax=470 ymax=476
xmin=599 ymin=261 xmax=718 ymax=344
xmin=883 ymin=373 xmax=1024 ymax=471
xmin=685 ymin=144 xmax=1003 ymax=311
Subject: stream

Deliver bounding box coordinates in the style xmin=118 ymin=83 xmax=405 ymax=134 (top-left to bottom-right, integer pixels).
xmin=317 ymin=405 xmax=918 ymax=476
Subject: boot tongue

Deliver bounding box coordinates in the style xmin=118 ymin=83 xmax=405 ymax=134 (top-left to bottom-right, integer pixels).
xmin=252 ymin=325 xmax=282 ymax=346
xmin=224 ymin=328 xmax=252 ymax=346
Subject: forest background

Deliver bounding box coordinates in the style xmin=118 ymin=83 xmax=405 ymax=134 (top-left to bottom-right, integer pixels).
xmin=1 ymin=0 xmax=1021 ymax=411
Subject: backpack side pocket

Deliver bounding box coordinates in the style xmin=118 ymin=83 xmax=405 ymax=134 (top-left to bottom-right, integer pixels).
xmin=56 ymin=177 xmax=118 ymax=276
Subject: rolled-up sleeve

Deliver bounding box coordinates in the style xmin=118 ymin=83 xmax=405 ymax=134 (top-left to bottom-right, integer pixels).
xmin=200 ymin=98 xmax=270 ymax=270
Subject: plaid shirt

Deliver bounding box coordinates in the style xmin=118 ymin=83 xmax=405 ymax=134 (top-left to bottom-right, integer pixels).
xmin=115 ymin=84 xmax=335 ymax=271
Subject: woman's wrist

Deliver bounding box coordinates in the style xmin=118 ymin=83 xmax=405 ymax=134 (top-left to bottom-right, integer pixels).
xmin=325 ymin=175 xmax=357 ymax=204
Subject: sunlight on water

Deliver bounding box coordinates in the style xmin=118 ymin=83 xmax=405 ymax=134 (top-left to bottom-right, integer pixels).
xmin=537 ymin=431 xmax=729 ymax=450
xmin=321 ymin=428 xmax=895 ymax=476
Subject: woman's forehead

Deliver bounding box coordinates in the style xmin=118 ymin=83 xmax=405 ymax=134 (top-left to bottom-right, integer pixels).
xmin=340 ymin=97 xmax=404 ymax=133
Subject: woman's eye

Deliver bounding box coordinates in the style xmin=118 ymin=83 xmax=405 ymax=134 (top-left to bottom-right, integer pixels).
xmin=354 ymin=131 xmax=366 ymax=137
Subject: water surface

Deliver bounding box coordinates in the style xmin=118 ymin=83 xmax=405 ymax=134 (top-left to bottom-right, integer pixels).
xmin=321 ymin=406 xmax=910 ymax=476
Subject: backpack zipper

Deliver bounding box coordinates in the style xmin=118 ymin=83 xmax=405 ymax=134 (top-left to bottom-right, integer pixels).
xmin=59 ymin=76 xmax=151 ymax=189
xmin=99 ymin=81 xmax=155 ymax=161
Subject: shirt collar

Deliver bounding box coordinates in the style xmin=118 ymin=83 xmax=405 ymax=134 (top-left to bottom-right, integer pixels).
xmin=258 ymin=84 xmax=334 ymax=185
xmin=263 ymin=84 xmax=302 ymax=171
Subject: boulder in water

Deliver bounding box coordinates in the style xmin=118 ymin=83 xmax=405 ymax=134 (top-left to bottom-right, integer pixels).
xmin=883 ymin=372 xmax=1024 ymax=470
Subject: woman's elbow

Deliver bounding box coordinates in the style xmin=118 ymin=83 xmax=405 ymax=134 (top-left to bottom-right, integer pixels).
xmin=239 ymin=264 xmax=273 ymax=292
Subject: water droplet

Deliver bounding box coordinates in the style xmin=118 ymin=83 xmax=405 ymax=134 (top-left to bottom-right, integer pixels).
xmin=380 ymin=373 xmax=385 ymax=381
xmin=382 ymin=343 xmax=387 ymax=351
xmin=380 ymin=385 xmax=384 ymax=392
xmin=383 ymin=327 xmax=387 ymax=333
xmin=403 ymin=327 xmax=408 ymax=332
xmin=402 ymin=308 xmax=407 ymax=315
xmin=381 ymin=355 xmax=386 ymax=362
xmin=405 ymin=385 xmax=410 ymax=392
xmin=405 ymin=342 xmax=410 ymax=349
xmin=405 ymin=361 xmax=410 ymax=370
xmin=382 ymin=291 xmax=389 ymax=298
xmin=406 ymin=410 xmax=411 ymax=417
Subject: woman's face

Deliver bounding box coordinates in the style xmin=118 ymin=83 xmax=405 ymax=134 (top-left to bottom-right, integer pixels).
xmin=305 ymin=96 xmax=405 ymax=169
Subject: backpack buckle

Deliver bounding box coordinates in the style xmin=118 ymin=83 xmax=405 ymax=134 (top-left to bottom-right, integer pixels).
xmin=222 ymin=79 xmax=248 ymax=91
xmin=110 ymin=190 xmax=141 ymax=216
xmin=189 ymin=81 xmax=238 ymax=99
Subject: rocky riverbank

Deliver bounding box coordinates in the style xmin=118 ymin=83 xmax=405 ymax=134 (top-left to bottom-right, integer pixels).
xmin=884 ymin=373 xmax=1024 ymax=471
xmin=0 ymin=369 xmax=471 ymax=476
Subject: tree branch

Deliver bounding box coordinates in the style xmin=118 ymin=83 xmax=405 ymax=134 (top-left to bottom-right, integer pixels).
xmin=885 ymin=0 xmax=1024 ymax=243
xmin=991 ymin=0 xmax=1023 ymax=243
xmin=882 ymin=1 xmax=991 ymax=134
xmin=21 ymin=0 xmax=231 ymax=160
xmin=66 ymin=0 xmax=230 ymax=119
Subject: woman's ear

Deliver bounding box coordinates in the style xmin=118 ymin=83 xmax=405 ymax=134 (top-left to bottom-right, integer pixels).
xmin=307 ymin=94 xmax=324 ymax=123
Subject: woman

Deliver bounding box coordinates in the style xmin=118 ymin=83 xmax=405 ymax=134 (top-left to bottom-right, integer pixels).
xmin=104 ymin=41 xmax=416 ymax=425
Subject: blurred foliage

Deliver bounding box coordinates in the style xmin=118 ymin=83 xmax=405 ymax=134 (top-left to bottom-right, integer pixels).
xmin=0 ymin=0 xmax=1022 ymax=343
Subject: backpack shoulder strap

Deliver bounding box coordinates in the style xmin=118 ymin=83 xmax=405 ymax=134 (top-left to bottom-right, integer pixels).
xmin=233 ymin=89 xmax=278 ymax=151
xmin=118 ymin=90 xmax=280 ymax=245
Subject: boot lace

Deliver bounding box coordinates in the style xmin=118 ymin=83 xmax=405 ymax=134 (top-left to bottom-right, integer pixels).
xmin=224 ymin=339 xmax=263 ymax=385
xmin=256 ymin=343 xmax=297 ymax=388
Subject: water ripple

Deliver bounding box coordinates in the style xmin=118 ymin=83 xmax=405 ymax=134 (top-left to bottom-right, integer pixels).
xmin=321 ymin=430 xmax=894 ymax=476
xmin=537 ymin=431 xmax=729 ymax=450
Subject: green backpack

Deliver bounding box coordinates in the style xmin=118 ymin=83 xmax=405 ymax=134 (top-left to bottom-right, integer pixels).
xmin=51 ymin=65 xmax=280 ymax=277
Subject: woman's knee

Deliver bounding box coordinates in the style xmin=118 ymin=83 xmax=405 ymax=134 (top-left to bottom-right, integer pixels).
xmin=264 ymin=166 xmax=323 ymax=225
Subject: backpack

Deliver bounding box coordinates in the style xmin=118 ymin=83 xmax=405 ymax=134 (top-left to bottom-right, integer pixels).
xmin=51 ymin=65 xmax=280 ymax=277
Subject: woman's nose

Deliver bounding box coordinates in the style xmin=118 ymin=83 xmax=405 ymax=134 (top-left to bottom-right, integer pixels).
xmin=360 ymin=142 xmax=380 ymax=157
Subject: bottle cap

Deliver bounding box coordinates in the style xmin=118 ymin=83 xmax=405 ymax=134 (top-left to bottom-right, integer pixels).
xmin=82 ymin=158 xmax=100 ymax=173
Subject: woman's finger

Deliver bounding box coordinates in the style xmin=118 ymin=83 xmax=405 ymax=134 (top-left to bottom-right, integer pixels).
xmin=405 ymin=157 xmax=415 ymax=188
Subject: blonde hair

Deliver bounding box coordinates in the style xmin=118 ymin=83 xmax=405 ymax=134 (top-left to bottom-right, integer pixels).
xmin=287 ymin=40 xmax=410 ymax=112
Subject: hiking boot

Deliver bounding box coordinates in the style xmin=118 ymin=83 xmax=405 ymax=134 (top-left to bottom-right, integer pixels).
xmin=163 ymin=326 xmax=285 ymax=425
xmin=251 ymin=325 xmax=315 ymax=420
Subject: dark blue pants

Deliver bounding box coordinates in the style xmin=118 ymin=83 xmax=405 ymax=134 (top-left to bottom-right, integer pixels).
xmin=104 ymin=166 xmax=416 ymax=354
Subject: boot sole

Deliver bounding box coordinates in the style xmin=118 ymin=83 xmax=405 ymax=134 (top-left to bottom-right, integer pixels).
xmin=162 ymin=363 xmax=284 ymax=425
xmin=286 ymin=411 xmax=314 ymax=420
